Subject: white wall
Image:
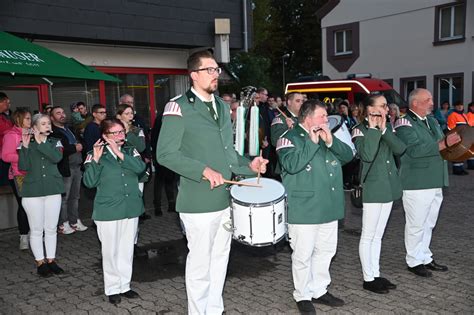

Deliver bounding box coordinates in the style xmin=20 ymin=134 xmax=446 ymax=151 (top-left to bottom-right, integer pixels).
xmin=321 ymin=0 xmax=473 ymax=101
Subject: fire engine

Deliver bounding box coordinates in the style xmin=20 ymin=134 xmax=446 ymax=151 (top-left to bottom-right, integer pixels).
xmin=285 ymin=74 xmax=407 ymax=107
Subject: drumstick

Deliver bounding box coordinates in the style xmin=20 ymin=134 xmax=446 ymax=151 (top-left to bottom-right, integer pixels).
xmin=276 ymin=107 xmax=289 ymax=120
xmin=202 ymin=177 xmax=262 ymax=188
xmin=257 ymin=150 xmax=263 ymax=184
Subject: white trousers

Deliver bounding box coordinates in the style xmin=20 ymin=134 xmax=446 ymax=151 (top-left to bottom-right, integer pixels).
xmin=359 ymin=202 xmax=393 ymax=281
xmin=22 ymin=194 xmax=62 ymax=261
xmin=95 ymin=217 xmax=138 ymax=296
xmin=288 ymin=221 xmax=338 ymax=302
xmin=403 ymin=188 xmax=443 ymax=267
xmin=180 ymin=208 xmax=232 ymax=315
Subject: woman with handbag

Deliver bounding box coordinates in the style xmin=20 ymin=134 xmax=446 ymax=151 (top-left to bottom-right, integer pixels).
xmin=351 ymin=93 xmax=406 ymax=294
xmin=1 ymin=107 xmax=31 ymax=250
xmin=19 ymin=113 xmax=65 ymax=277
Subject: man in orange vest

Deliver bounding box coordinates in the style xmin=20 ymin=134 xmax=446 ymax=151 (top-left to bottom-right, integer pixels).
xmin=446 ymin=101 xmax=473 ymax=175
xmin=466 ymin=102 xmax=474 ymax=170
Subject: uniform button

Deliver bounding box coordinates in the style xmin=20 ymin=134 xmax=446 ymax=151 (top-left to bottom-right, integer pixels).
xmin=42 ymin=166 xmax=45 ymax=169
xmin=329 ymin=173 xmax=333 ymax=177
xmin=331 ymin=187 xmax=335 ymax=191
xmin=386 ymin=160 xmax=390 ymax=164
xmin=124 ymin=183 xmax=128 ymax=186
xmin=326 ymin=160 xmax=329 ymax=163
xmin=122 ymin=173 xmax=125 ymax=176
xmin=389 ymin=172 xmax=392 ymax=175
xmin=42 ymin=174 xmax=46 ymax=177
xmin=125 ymin=194 xmax=129 ymax=197
xmin=229 ymin=165 xmax=232 ymax=168
xmin=224 ymin=146 xmax=228 ymax=149
xmin=41 ymin=157 xmax=44 ymax=160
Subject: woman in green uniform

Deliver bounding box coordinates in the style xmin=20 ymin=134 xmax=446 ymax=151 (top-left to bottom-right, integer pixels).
xmin=352 ymin=93 xmax=406 ymax=294
xmin=19 ymin=113 xmax=65 ymax=277
xmin=83 ymin=118 xmax=146 ymax=305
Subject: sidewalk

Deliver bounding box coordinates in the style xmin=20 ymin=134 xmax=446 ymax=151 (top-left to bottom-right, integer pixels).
xmin=0 ymin=173 xmax=473 ymax=314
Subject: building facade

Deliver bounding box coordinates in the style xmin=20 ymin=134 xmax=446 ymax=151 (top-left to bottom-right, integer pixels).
xmin=319 ymin=0 xmax=472 ymax=106
xmin=0 ymin=0 xmax=252 ymax=126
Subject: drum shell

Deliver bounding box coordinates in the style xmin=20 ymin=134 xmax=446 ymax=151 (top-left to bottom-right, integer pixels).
xmin=440 ymin=125 xmax=474 ymax=162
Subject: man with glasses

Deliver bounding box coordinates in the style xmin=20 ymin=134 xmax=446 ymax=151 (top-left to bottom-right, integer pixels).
xmin=83 ymin=104 xmax=107 ymax=154
xmin=50 ymin=106 xmax=87 ymax=234
xmin=157 ymin=50 xmax=268 ymax=315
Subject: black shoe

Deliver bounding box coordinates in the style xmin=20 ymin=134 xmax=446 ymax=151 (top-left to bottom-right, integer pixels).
xmin=375 ymin=277 xmax=396 ymax=289
xmin=312 ymin=292 xmax=344 ymax=307
xmin=408 ymin=264 xmax=432 ymax=277
xmin=168 ymin=202 xmax=176 ymax=212
xmin=363 ymin=279 xmax=389 ymax=294
xmin=140 ymin=213 xmax=151 ymax=220
xmin=425 ymin=260 xmax=448 ymax=272
xmin=108 ymin=294 xmax=121 ymax=304
xmin=37 ymin=263 xmax=52 ymax=278
xmin=154 ymin=208 xmax=163 ymax=216
xmin=453 ymin=169 xmax=468 ymax=175
xmin=134 ymin=245 xmax=148 ymax=258
xmin=47 ymin=261 xmax=64 ymax=274
xmin=296 ymin=300 xmax=315 ymax=314
xmin=121 ymin=290 xmax=140 ymax=299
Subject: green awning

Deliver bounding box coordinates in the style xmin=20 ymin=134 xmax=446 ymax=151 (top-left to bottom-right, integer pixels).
xmin=0 ymin=31 xmax=120 ymax=86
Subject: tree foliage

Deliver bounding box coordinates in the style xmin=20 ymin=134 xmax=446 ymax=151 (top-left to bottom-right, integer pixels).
xmin=225 ymin=0 xmax=329 ymax=96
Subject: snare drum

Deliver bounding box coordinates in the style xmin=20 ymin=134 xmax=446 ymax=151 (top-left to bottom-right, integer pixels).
xmin=230 ymin=177 xmax=287 ymax=246
xmin=328 ymin=115 xmax=357 ymax=155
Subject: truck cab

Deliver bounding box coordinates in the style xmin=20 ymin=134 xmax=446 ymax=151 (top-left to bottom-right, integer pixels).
xmin=285 ymin=74 xmax=406 ymax=107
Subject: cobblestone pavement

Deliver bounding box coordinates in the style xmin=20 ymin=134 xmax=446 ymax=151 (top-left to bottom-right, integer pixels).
xmin=0 ymin=173 xmax=473 ymax=314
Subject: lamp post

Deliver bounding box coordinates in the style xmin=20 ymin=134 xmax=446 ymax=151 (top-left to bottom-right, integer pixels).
xmin=282 ymin=53 xmax=290 ymax=94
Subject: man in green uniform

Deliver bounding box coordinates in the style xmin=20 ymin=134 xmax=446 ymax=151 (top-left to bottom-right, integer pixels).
xmin=276 ymin=100 xmax=353 ymax=314
xmin=395 ymin=88 xmax=460 ymax=278
xmin=270 ymin=92 xmax=304 ymax=147
xmin=156 ymin=50 xmax=268 ymax=315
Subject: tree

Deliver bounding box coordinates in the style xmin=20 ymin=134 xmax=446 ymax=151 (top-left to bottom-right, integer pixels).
xmin=225 ymin=0 xmax=329 ymax=96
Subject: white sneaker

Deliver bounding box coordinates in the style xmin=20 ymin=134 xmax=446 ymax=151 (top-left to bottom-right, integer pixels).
xmin=71 ymin=219 xmax=88 ymax=232
xmin=19 ymin=234 xmax=29 ymax=250
xmin=59 ymin=221 xmax=75 ymax=234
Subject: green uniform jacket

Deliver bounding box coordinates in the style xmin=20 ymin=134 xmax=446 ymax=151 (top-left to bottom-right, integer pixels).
xmin=83 ymin=145 xmax=146 ymax=221
xmin=126 ymin=127 xmax=148 ymax=182
xmin=18 ymin=138 xmax=65 ymax=197
xmin=270 ymin=108 xmax=298 ymax=147
xmin=277 ymin=124 xmax=353 ymax=224
xmin=156 ymin=90 xmax=256 ymax=213
xmin=394 ymin=110 xmax=449 ymax=190
xmin=271 ymin=109 xmax=298 ymax=175
xmin=352 ymin=121 xmax=406 ymax=203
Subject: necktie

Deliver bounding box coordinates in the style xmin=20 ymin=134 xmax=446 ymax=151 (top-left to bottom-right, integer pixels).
xmin=204 ymin=101 xmax=218 ymax=122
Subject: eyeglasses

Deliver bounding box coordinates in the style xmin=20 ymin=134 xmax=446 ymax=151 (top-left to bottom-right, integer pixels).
xmin=106 ymin=129 xmax=125 ymax=136
xmin=192 ymin=67 xmax=222 ymax=75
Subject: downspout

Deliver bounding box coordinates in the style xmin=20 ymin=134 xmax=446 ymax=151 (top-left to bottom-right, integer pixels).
xmin=242 ymin=0 xmax=248 ymax=52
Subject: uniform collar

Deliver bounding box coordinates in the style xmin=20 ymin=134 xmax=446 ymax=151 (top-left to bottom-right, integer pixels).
xmin=191 ymin=87 xmax=215 ymax=103
xmin=409 ymin=109 xmax=427 ymax=121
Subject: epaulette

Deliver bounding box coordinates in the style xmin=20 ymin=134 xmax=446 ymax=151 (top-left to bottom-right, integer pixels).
xmin=84 ymin=153 xmax=93 ymax=164
xmin=271 ymin=117 xmax=284 ymax=126
xmin=276 ymin=137 xmax=295 ymax=151
xmin=351 ymin=128 xmax=364 ymax=138
xmin=163 ymin=101 xmax=182 ymax=117
xmin=394 ymin=117 xmax=412 ymax=129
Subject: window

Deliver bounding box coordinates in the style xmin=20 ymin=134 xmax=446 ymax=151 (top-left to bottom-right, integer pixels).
xmin=436 ymin=75 xmax=463 ymax=106
xmin=51 ymin=81 xmax=100 ymax=117
xmin=154 ymin=74 xmax=189 ymax=116
xmin=334 ymin=30 xmax=352 ymax=55
xmin=400 ymin=76 xmax=426 ymax=100
xmin=434 ymin=2 xmax=465 ymax=45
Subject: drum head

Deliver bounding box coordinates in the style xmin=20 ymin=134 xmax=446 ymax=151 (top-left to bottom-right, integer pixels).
xmin=328 ymin=115 xmax=343 ymax=133
xmin=230 ymin=177 xmax=285 ymax=204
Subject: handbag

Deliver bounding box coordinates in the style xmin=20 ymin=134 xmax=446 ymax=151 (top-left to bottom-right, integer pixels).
xmin=350 ymin=143 xmax=380 ymax=208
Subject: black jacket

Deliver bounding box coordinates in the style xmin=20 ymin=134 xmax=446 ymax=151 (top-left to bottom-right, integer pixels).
xmin=50 ymin=125 xmax=80 ymax=177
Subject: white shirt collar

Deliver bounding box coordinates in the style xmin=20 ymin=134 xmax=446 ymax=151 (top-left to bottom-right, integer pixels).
xmin=106 ymin=145 xmax=117 ymax=159
xmin=191 ymin=87 xmax=215 ymax=103
xmin=299 ymin=123 xmax=309 ymax=134
xmin=409 ymin=109 xmax=426 ymax=121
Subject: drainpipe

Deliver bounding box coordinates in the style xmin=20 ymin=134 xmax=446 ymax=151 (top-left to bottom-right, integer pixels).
xmin=242 ymin=0 xmax=248 ymax=52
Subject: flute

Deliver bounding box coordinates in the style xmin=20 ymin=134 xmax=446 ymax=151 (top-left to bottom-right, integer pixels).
xmin=93 ymin=139 xmax=125 ymax=147
xmin=22 ymin=129 xmax=51 ymax=135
